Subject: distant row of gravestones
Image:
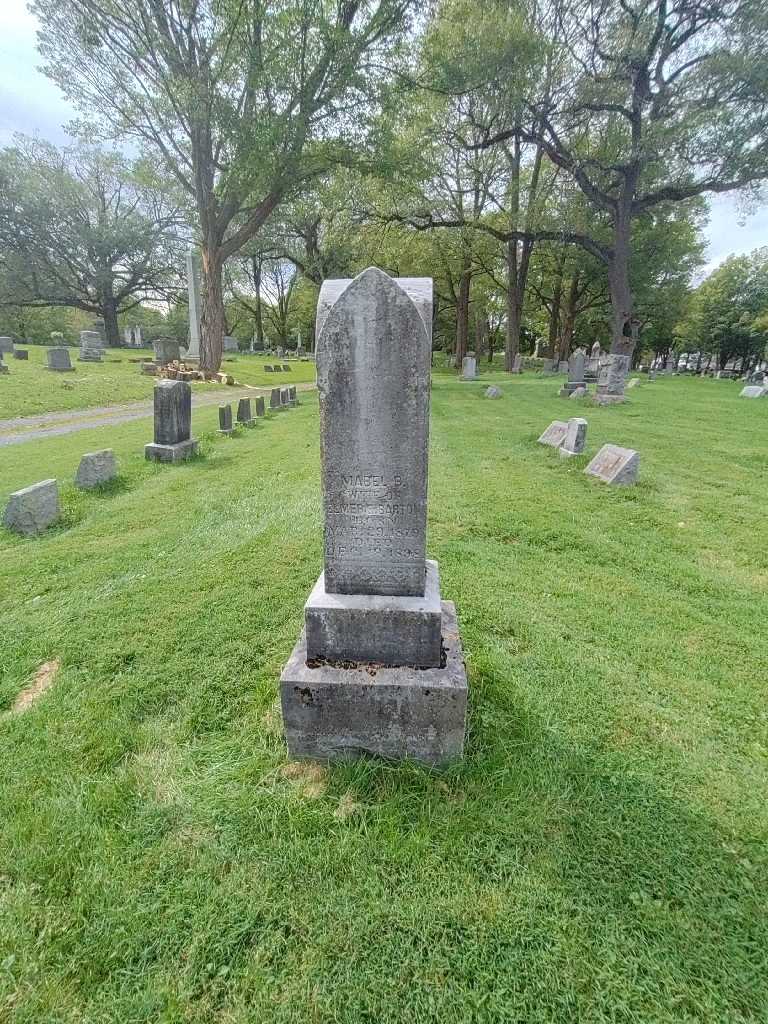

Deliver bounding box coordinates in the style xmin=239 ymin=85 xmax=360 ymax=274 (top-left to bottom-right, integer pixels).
xmin=2 ymin=381 xmax=300 ymax=537
xmin=538 ymin=417 xmax=640 ymax=485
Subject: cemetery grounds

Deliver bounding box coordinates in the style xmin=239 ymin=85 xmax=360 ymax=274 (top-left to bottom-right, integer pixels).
xmin=0 ymin=356 xmax=766 ymax=1022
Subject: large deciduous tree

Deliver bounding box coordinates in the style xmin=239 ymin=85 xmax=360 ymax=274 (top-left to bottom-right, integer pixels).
xmin=33 ymin=0 xmax=413 ymax=372
xmin=0 ymin=138 xmax=181 ymax=344
xmin=469 ymin=0 xmax=768 ymax=378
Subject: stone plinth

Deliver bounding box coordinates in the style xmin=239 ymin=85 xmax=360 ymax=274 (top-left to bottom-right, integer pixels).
xmin=76 ymin=449 xmax=117 ymax=489
xmin=280 ymin=601 xmax=466 ymax=765
xmin=4 ymin=479 xmax=59 ymax=536
xmin=585 ymin=444 xmax=639 ymax=485
xmin=145 ymin=439 xmax=198 ymax=463
xmin=305 ymin=560 xmax=442 ymax=669
xmin=46 ymin=347 xmax=75 ymax=372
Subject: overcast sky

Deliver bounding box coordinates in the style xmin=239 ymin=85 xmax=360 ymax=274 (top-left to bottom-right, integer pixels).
xmin=1 ymin=1 xmax=765 ymax=277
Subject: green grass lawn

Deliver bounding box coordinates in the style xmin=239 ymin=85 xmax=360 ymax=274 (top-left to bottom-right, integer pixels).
xmin=0 ymin=345 xmax=316 ymax=420
xmin=1 ymin=373 xmax=766 ymax=1023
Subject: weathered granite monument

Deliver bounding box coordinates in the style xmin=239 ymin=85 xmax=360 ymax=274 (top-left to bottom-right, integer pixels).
xmin=218 ymin=404 xmax=234 ymax=434
xmin=595 ymin=353 xmax=630 ymax=403
xmin=560 ymin=349 xmax=586 ymax=396
xmin=280 ymin=268 xmax=467 ymax=764
xmin=0 ymin=337 xmax=14 ymax=355
xmin=75 ymin=450 xmax=117 ymax=489
xmin=461 ymin=354 xmax=478 ymax=380
xmin=3 ymin=479 xmax=59 ymax=536
xmin=236 ymin=398 xmax=254 ymax=426
xmin=46 ymin=348 xmax=75 ymax=372
xmin=559 ymin=417 xmax=588 ymax=457
xmin=145 ymin=379 xmax=198 ymax=462
xmin=79 ymin=331 xmax=103 ymax=362
xmin=510 ymin=353 xmax=523 ymax=374
xmin=153 ymin=337 xmax=181 ymax=365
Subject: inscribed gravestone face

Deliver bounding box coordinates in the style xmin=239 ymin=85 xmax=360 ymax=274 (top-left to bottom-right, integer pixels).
xmin=538 ymin=420 xmax=569 ymax=448
xmin=317 ymin=268 xmax=429 ymax=597
xmin=585 ymin=444 xmax=639 ymax=485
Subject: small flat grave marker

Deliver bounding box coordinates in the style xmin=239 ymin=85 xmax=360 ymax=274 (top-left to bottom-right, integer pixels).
xmin=584 ymin=444 xmax=639 ymax=486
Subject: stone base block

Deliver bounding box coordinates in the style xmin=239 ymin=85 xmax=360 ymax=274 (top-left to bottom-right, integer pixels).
xmin=305 ymin=559 xmax=442 ymax=668
xmin=281 ymin=601 xmax=467 ymax=765
xmin=594 ymin=394 xmax=626 ymax=405
xmin=144 ymin=438 xmax=198 ymax=463
xmin=218 ymin=428 xmax=235 ymax=436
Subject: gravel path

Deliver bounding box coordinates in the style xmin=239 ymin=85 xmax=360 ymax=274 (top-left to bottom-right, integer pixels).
xmin=0 ymin=383 xmax=315 ymax=447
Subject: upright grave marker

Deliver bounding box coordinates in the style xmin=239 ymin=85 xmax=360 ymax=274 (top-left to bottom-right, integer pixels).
xmin=46 ymin=348 xmax=75 ymax=372
xmin=461 ymin=354 xmax=478 ymax=380
xmin=79 ymin=331 xmax=103 ymax=361
xmin=75 ymin=450 xmax=117 ymax=489
xmin=560 ymin=349 xmax=586 ymax=396
xmin=237 ymin=398 xmax=254 ymax=426
xmin=218 ymin=404 xmax=234 ymax=434
xmin=280 ymin=268 xmax=467 ymax=764
xmin=145 ymin=380 xmax=198 ymax=462
xmin=4 ymin=480 xmax=59 ymax=536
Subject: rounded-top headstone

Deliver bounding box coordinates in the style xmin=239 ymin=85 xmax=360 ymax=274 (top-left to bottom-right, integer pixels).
xmin=317 ymin=267 xmax=430 ymax=597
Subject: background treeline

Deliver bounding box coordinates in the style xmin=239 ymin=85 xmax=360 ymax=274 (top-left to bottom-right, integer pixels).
xmin=1 ymin=0 xmax=767 ymax=372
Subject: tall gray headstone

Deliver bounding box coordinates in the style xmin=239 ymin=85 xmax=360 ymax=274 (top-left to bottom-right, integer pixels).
xmin=145 ymin=379 xmax=198 ymax=462
xmin=596 ymin=352 xmax=630 ymax=402
xmin=280 ymin=267 xmax=467 ymax=764
xmin=237 ymin=397 xmax=254 ymax=425
xmin=0 ymin=337 xmax=14 ymax=354
xmin=560 ymin=349 xmax=586 ymax=395
xmin=185 ymin=249 xmax=201 ymax=361
xmin=79 ymin=331 xmax=103 ymax=361
xmin=218 ymin=404 xmax=234 ymax=434
xmin=254 ymin=396 xmax=266 ymax=417
xmin=269 ymin=387 xmax=281 ymax=410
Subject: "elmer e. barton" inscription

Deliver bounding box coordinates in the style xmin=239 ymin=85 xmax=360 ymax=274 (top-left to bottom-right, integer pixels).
xmin=317 ymin=268 xmax=431 ymax=596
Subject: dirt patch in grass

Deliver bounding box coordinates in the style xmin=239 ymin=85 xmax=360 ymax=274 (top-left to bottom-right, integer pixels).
xmin=7 ymin=659 xmax=60 ymax=715
xmin=280 ymin=761 xmax=328 ymax=799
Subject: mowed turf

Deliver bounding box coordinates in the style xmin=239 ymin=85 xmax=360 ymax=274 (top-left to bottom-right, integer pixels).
xmin=0 ymin=344 xmax=316 ymax=420
xmin=0 ymin=373 xmax=766 ymax=1023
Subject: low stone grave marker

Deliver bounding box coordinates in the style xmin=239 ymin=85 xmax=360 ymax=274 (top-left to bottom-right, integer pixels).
xmin=255 ymin=396 xmax=266 ymax=417
xmin=559 ymin=417 xmax=588 ymax=458
xmin=485 ymin=386 xmax=502 ymax=399
xmin=282 ymin=363 xmax=291 ymax=371
xmin=538 ymin=420 xmax=569 ymax=448
xmin=288 ymin=385 xmax=297 ymax=405
xmin=510 ymin=353 xmax=523 ymax=374
xmin=269 ymin=387 xmax=282 ymax=410
xmin=0 ymin=337 xmax=14 ymax=354
xmin=236 ymin=397 xmax=254 ymax=426
xmin=46 ymin=347 xmax=75 ymax=372
xmin=740 ymin=385 xmax=766 ymax=398
xmin=76 ymin=450 xmax=117 ymax=489
xmin=569 ymin=386 xmax=587 ymax=399
xmin=218 ymin=404 xmax=234 ymax=434
xmin=145 ymin=379 xmax=198 ymax=462
xmin=280 ymin=387 xmax=291 ymax=408
xmin=13 ymin=349 xmax=28 ymax=360
xmin=264 ymin=364 xmax=274 ymax=372
xmin=4 ymin=479 xmax=59 ymax=536
xmin=585 ymin=444 xmax=639 ymax=486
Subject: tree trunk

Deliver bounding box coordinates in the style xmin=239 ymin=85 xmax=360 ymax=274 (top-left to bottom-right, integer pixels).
xmin=200 ymin=244 xmax=225 ymax=373
xmin=607 ymin=212 xmax=634 ymax=358
xmin=546 ymin=272 xmax=562 ymax=360
xmin=102 ymin=291 xmax=120 ymax=347
xmin=252 ymin=257 xmax=264 ymax=350
xmin=455 ymin=262 xmax=471 ymax=369
xmin=559 ymin=272 xmax=580 ymax=361
xmin=505 ymin=240 xmax=521 ymax=371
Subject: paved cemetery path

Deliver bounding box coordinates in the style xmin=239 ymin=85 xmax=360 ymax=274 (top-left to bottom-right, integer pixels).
xmin=0 ymin=382 xmax=316 ymax=447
